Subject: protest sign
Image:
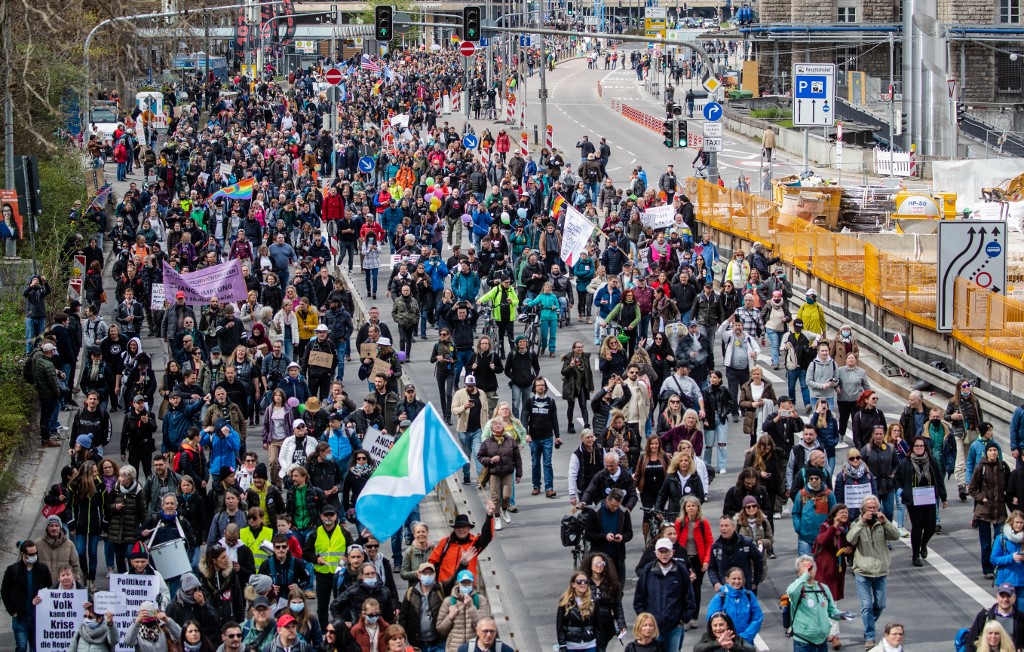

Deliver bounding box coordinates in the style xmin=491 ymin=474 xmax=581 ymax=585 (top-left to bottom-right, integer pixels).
xmin=559 ymin=205 xmax=595 ymax=267
xmin=359 ymin=343 xmax=379 ymax=360
xmin=308 ymin=350 xmax=334 ymax=368
xmin=162 ymin=259 xmax=248 ymax=305
xmin=68 ymin=254 xmax=86 ymax=301
xmin=110 ymin=574 xmax=158 ymax=652
xmin=365 ymin=427 xmax=395 ymax=465
xmin=92 ymin=590 xmax=126 ymax=615
xmin=372 ymin=357 xmax=392 ymax=379
xmin=35 ymin=588 xmax=87 ymax=651
xmin=0 ymin=189 xmax=24 ymax=240
xmin=641 ymin=204 xmax=676 ymax=229
xmin=219 ymin=162 xmax=233 ymax=178
xmin=150 ymin=282 xmax=166 ymax=311
xmin=390 ymin=254 xmax=420 ymax=266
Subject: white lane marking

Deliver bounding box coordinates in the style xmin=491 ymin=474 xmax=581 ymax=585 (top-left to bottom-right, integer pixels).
xmin=898 ymin=536 xmax=994 ymax=609
xmin=548 ymin=384 xmax=563 ymax=398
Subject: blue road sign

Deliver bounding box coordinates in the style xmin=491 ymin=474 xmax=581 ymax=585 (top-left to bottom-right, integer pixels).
xmin=795 ymin=76 xmax=828 ymax=99
xmin=462 ymin=134 xmax=479 ymax=149
xmin=358 ymin=156 xmax=375 ymax=173
xmin=987 ymin=241 xmax=1002 ymax=257
xmin=703 ymin=101 xmax=723 ymax=122
xmin=480 ymin=37 xmax=490 ymax=47
xmin=519 ymin=35 xmax=531 ymax=46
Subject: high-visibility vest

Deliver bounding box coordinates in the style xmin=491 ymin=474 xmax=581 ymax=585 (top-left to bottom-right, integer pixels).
xmin=313 ymin=525 xmax=347 ymax=575
xmin=239 ymin=526 xmax=273 ymax=568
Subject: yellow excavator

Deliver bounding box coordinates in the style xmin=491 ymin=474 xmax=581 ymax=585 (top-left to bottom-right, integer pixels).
xmin=982 ymin=173 xmax=1024 ymax=202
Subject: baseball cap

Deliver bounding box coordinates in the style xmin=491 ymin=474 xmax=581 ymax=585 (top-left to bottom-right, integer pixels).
xmin=292 ymin=419 xmax=307 ymax=428
xmin=464 ymin=375 xmax=477 ymax=386
xmin=277 ymin=614 xmax=297 ymax=629
xmin=457 ymin=570 xmax=475 ymax=583
xmin=417 ymin=562 xmax=436 ymax=573
xmin=41 ymin=343 xmax=56 ymax=352
xmin=998 ymin=583 xmax=1016 ymax=595
xmin=655 ymin=538 xmax=674 ymax=551
xmin=175 ymin=291 xmax=185 ymax=299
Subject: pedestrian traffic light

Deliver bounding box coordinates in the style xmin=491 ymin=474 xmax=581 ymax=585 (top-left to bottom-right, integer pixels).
xmin=956 ymin=102 xmax=966 ymax=124
xmin=677 ymin=119 xmax=688 ymax=147
xmin=663 ymin=118 xmax=676 ymax=148
xmin=375 ymin=5 xmax=394 ymax=42
xmin=671 ymin=103 xmax=682 ymax=117
xmin=567 ymin=1 xmax=574 ymax=15
xmin=462 ymin=6 xmax=482 ymax=41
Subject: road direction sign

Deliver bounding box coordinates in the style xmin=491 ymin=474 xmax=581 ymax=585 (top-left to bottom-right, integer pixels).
xmin=703 ymin=122 xmax=722 ymax=138
xmin=703 ymin=101 xmax=723 ymax=122
xmin=462 ymin=134 xmax=479 ymax=149
xmin=480 ymin=37 xmax=490 ymax=47
xmin=325 ymin=68 xmax=343 ymax=86
xmin=936 ymin=220 xmax=1006 ymax=332
xmin=459 ymin=41 xmax=477 ymax=57
xmin=702 ymin=136 xmax=723 ymax=152
xmin=519 ymin=35 xmax=531 ymax=47
xmin=358 ymin=156 xmax=375 ymax=174
xmin=793 ymin=63 xmax=836 ymax=127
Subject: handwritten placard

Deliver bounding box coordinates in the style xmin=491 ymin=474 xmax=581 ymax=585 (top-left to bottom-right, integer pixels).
xmin=110 ymin=574 xmax=158 ymax=652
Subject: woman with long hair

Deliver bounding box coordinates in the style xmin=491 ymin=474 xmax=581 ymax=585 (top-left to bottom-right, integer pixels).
xmin=581 ymin=552 xmax=626 ymax=651
xmin=285 ymin=585 xmax=324 ymax=648
xmin=262 ymin=387 xmax=295 ymax=482
xmin=98 ymin=457 xmax=120 ymax=577
xmin=723 ymin=468 xmax=773 ymax=527
xmin=693 ymin=611 xmax=756 ymax=652
xmin=851 ymin=390 xmax=887 ymax=450
xmin=656 ymin=453 xmax=706 ymax=516
xmin=814 ymin=504 xmax=852 ymax=649
xmin=158 ymin=359 xmax=183 ymax=418
xmin=180 ymin=618 xmax=216 ymax=652
xmin=809 ymin=398 xmax=841 ymax=474
xmin=899 ymin=436 xmax=948 ymax=566
xmin=976 ymin=620 xmax=1016 ymax=652
xmin=598 ymin=335 xmax=628 ymax=387
xmin=556 ymin=571 xmax=599 ymax=652
xmin=655 ymin=392 xmax=685 ymax=439
xmin=635 ymin=436 xmax=670 ymax=541
xmin=947 ymin=378 xmax=986 ymax=501
xmin=736 ymin=496 xmax=775 ymax=559
xmin=738 ymin=366 xmax=776 ymax=448
xmin=231 ymin=344 xmax=261 ymax=425
xmin=744 ymin=435 xmax=787 ymax=515
xmin=67 ymin=459 xmax=105 ymax=591
xmin=343 ymin=452 xmax=376 ymax=532
xmin=198 ymin=542 xmax=245 ymax=624
xmin=674 ymin=496 xmax=713 ymax=627
xmin=662 ymin=409 xmax=705 ymax=460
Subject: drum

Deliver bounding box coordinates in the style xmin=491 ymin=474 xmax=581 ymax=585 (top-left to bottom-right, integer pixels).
xmin=150 ymin=538 xmax=191 ymax=579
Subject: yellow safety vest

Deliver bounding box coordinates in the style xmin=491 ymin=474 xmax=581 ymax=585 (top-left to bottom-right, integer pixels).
xmin=313 ymin=525 xmax=347 ymax=575
xmin=239 ymin=526 xmax=273 ymax=568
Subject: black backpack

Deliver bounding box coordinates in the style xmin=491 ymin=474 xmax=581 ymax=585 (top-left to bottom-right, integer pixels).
xmin=560 ymin=510 xmax=589 ymax=548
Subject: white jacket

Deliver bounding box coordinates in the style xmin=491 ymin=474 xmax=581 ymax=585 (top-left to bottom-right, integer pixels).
xmin=277 ymin=435 xmax=319 ymax=478
xmin=271 ymin=309 xmax=301 ymax=345
xmin=718 ymin=322 xmax=761 ymax=368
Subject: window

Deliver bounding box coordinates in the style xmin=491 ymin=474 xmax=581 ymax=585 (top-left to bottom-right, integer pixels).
xmin=996 ymin=52 xmax=1024 ymax=100
xmin=1001 ymin=0 xmax=1021 ymax=23
xmin=837 ymin=5 xmax=858 ymax=21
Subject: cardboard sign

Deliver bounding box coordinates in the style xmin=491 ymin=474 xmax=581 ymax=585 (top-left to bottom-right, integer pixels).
xmin=365 ymin=427 xmax=395 ymax=464
xmin=308 ymin=350 xmax=334 ymax=368
xmin=220 ymin=162 xmax=233 ymax=178
xmin=92 ymin=590 xmax=127 ymax=615
xmin=110 ymin=574 xmax=158 ymax=652
xmin=371 ymin=357 xmax=392 ymax=379
xmin=35 ymin=588 xmax=87 ymax=651
xmin=68 ymin=254 xmax=87 ymax=300
xmin=359 ymin=343 xmax=379 ymax=360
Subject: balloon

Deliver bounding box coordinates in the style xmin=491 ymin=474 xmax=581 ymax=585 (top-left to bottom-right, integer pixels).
xmin=396 ymin=351 xmax=407 ymax=363
xmin=287 ymin=397 xmax=300 ymax=409
xmin=501 ymin=211 xmax=511 ymax=225
xmin=426 ymin=185 xmax=435 ymax=194
xmin=517 ymin=207 xmax=527 ymax=219
xmin=297 ymin=405 xmax=306 ymax=414
xmin=430 ymin=198 xmax=441 ymax=211
xmin=462 ymin=213 xmax=473 ymax=224
xmin=425 ymin=177 xmax=435 ymax=187
xmin=433 ymin=188 xmax=444 ymax=200
xmin=423 ymin=193 xmax=433 ymax=203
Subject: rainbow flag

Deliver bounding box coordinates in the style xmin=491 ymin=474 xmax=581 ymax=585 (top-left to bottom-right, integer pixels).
xmin=208 ymin=177 xmax=255 ymax=202
xmin=550 ymin=193 xmax=566 ymax=217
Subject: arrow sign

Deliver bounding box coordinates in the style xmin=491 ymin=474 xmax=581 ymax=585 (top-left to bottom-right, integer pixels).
xmin=358 ymin=156 xmax=375 ymax=174
xmin=462 ymin=134 xmax=479 ymax=149
xmin=702 ymin=101 xmax=723 ymax=122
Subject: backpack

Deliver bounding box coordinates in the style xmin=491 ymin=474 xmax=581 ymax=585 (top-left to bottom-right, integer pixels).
xmin=560 ymin=511 xmax=589 ymax=548
xmin=586 ymin=166 xmax=599 ymax=182
xmin=632 ymin=177 xmax=647 ymax=196
xmin=172 ymin=448 xmax=195 ymax=473
xmin=21 ymin=350 xmax=36 ymax=384
xmin=954 ymin=627 xmax=970 ymax=652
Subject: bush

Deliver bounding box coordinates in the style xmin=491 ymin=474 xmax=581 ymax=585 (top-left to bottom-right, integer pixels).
xmin=0 ymin=381 xmax=35 ymax=506
xmin=750 ymin=107 xmax=793 ymax=120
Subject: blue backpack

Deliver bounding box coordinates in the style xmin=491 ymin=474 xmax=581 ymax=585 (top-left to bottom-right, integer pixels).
xmin=954 ymin=627 xmax=970 ymax=652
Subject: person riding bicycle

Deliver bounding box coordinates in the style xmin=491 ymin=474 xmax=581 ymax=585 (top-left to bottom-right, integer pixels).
xmin=548 ymin=264 xmax=573 ymax=323
xmin=477 ymin=275 xmax=519 ymax=357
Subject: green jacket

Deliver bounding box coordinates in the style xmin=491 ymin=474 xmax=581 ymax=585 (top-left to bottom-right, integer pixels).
xmin=479 ymin=285 xmax=519 ymax=322
xmin=606 ymin=300 xmax=641 ymax=329
xmin=786 ymin=574 xmax=842 ymax=646
xmin=33 ymin=353 xmax=61 ymax=399
xmin=392 ymin=295 xmax=420 ymax=329
xmin=846 ymin=517 xmax=900 ymax=578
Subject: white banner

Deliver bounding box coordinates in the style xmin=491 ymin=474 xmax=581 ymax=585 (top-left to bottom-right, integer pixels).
xmin=641 ymin=204 xmax=676 ymax=229
xmin=365 ymin=427 xmax=395 ymax=465
xmin=560 ymin=205 xmax=595 ymax=267
xmin=110 ymin=574 xmax=159 ymax=652
xmin=389 ymin=114 xmax=410 ymax=129
xmin=35 ymin=588 xmax=87 ymax=652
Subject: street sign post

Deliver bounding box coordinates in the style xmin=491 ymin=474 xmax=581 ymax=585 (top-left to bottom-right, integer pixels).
xmin=459 ymin=41 xmax=477 ymax=57
xmin=462 ymin=134 xmax=479 ymax=149
xmin=325 ymin=68 xmax=342 ymax=86
xmin=358 ymin=156 xmax=375 ymax=174
xmin=793 ymin=63 xmax=836 ymax=127
xmin=936 ymin=220 xmax=1006 ymax=332
xmin=702 ymin=101 xmax=723 ymax=122
xmin=703 ymin=122 xmax=722 ymax=138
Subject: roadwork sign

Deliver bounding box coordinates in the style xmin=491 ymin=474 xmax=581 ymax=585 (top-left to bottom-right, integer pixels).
xmin=937 ymin=220 xmax=1006 ymax=332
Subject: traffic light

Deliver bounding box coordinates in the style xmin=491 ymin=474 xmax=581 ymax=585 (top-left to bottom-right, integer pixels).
xmin=671 ymin=103 xmax=682 ymax=117
xmin=463 ymin=6 xmax=481 ymax=42
xmin=677 ymin=119 xmax=688 ymax=147
xmin=663 ymin=118 xmax=677 ymax=148
xmin=567 ymin=1 xmax=574 ymax=15
xmin=894 ymin=109 xmax=904 ymax=136
xmin=956 ymin=102 xmax=966 ymax=124
xmin=375 ymin=5 xmax=394 ymax=42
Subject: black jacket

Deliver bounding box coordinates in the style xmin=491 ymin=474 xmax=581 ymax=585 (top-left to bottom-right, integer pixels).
xmin=966 ymin=604 xmax=1024 ymax=652
xmin=504 ymin=350 xmax=540 ymax=388
xmin=708 ymin=533 xmax=764 ymax=590
xmin=523 ymin=395 xmax=560 ymax=439
xmin=121 ymin=408 xmax=158 ymax=457
xmin=654 ymin=471 xmax=706 ymax=515
xmin=581 ymin=469 xmax=639 ymax=511
xmin=1 ymin=560 xmax=52 ymax=618
xmin=633 ymin=558 xmax=695 ymax=636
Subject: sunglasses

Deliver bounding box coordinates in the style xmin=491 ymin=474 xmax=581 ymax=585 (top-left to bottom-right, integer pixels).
xmin=847 ymin=456 xmax=861 ymax=460
xmin=225 ymin=633 xmax=242 ymax=639
xmin=961 ymin=383 xmax=971 ymax=388
xmin=365 ymin=613 xmax=381 ymax=618
xmin=669 ymin=399 xmax=680 ymax=404
xmin=574 ymin=579 xmax=588 ymax=585
xmin=480 ymin=629 xmax=498 ymax=634
xmin=745 ymin=504 xmax=758 ymax=509
xmin=365 ymin=544 xmax=379 ymax=549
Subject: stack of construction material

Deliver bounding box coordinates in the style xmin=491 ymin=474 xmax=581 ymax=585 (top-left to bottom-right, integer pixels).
xmin=839 ymin=185 xmax=899 ymax=232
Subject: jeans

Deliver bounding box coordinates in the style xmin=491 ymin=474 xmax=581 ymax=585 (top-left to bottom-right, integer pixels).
xmin=12 ymin=615 xmax=32 ymax=652
xmin=792 ymin=642 xmax=828 ymax=652
xmin=26 ymin=316 xmax=45 ymax=353
xmin=365 ymin=268 xmax=379 ymax=295
xmin=39 ymin=396 xmax=58 ymax=442
xmin=787 ymin=368 xmax=811 ymax=408
xmin=878 ymin=491 xmax=895 ymax=522
xmin=585 ymin=181 xmax=599 ymax=203
xmin=116 ymin=161 xmax=126 ymax=181
xmin=529 ymin=437 xmax=555 ymax=491
xmin=797 ymin=539 xmax=813 ymax=556
xmin=540 ymin=318 xmax=558 ymax=353
xmin=336 ymin=342 xmax=348 ymax=381
xmin=337 ymin=241 xmax=356 ymax=271
xmin=725 ymin=366 xmax=750 ymax=416
xmin=510 ymin=383 xmax=531 ymax=422
xmin=104 ymin=538 xmax=116 ymax=570
xmin=639 ymin=314 xmax=652 ymax=341
xmin=894 ymin=488 xmax=906 ymax=529
xmin=459 ymin=429 xmax=482 ymax=479
xmin=854 ymin=574 xmax=887 ymax=642
xmin=660 ymin=625 xmax=684 ymax=652
xmin=420 ymin=309 xmax=430 ymax=338
xmin=704 ymin=420 xmax=728 ymax=470
xmin=767 ymin=329 xmax=784 ymax=366
xmin=455 ymin=349 xmax=474 ymax=383
xmin=979 ymin=520 xmax=1000 ymax=575
xmin=75 ymin=533 xmax=100 ymax=581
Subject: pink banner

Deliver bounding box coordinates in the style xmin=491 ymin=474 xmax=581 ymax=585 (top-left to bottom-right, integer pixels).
xmin=162 ymin=259 xmax=248 ymax=305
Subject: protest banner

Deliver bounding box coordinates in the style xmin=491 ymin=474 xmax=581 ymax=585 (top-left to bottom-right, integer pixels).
xmin=162 ymin=259 xmax=248 ymax=305
xmin=92 ymin=590 xmax=127 ymax=615
xmin=34 ymin=588 xmax=87 ymax=651
xmin=68 ymin=254 xmax=86 ymax=301
xmin=372 ymin=357 xmax=392 ymax=379
xmin=359 ymin=343 xmax=378 ymax=361
xmin=391 ymin=254 xmax=420 ymax=266
xmin=641 ymin=204 xmax=676 ymax=229
xmin=308 ymin=350 xmax=334 ymax=369
xmin=559 ymin=205 xmax=595 ymax=267
xmin=110 ymin=574 xmax=158 ymax=652
xmin=150 ymin=282 xmax=166 ymax=311
xmin=365 ymin=427 xmax=395 ymax=465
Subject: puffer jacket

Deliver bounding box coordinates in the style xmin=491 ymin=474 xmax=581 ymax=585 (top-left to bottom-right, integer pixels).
xmin=477 ymin=435 xmax=522 ymax=478
xmin=106 ymin=481 xmax=147 ymax=544
xmin=705 ymin=585 xmax=763 ymax=644
xmin=37 ymin=528 xmax=84 ymax=585
xmin=436 ymin=587 xmax=492 ymax=652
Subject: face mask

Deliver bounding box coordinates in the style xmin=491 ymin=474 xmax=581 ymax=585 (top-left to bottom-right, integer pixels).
xmin=86 ymin=619 xmax=103 ymax=629
xmin=324 ymin=454 xmax=333 ymax=461
xmin=961 ymin=390 xmax=971 ymax=397
xmin=365 ymin=615 xmax=379 ymax=625
xmin=806 ymin=298 xmax=816 ymax=305
xmin=460 ymin=585 xmax=474 ymax=596
xmin=25 ymin=555 xmax=37 ymax=564
xmin=840 ymin=331 xmax=851 ymax=340
xmin=420 ymin=575 xmax=435 ymax=587
xmin=930 ymin=418 xmax=941 ymax=427
xmin=289 ymin=602 xmax=304 ymax=613
xmin=362 ymin=578 xmax=377 ymax=587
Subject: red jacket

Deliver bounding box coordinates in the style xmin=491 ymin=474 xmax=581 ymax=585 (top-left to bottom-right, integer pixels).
xmin=674 ymin=516 xmax=714 ymax=565
xmin=323 ymin=193 xmax=345 ymax=221
xmin=351 ymin=618 xmax=390 ymax=651
xmin=360 ymin=222 xmax=385 ymax=242
xmin=496 ymin=132 xmax=511 ymax=153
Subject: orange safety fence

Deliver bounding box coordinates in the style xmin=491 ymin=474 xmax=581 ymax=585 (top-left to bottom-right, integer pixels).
xmin=608 ymin=98 xmax=662 ymax=135
xmin=691 ymin=180 xmax=1024 ymax=372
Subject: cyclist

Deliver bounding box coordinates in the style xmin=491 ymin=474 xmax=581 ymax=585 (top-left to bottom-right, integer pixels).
xmin=693 ymin=147 xmax=709 ymax=179
xmin=524 ymin=282 xmax=562 ymax=358
xmin=477 ymin=275 xmax=519 ymax=357
xmin=592 ymin=275 xmax=622 ymax=346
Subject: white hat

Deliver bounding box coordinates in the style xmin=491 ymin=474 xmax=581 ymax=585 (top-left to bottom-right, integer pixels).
xmin=655 ymin=537 xmax=674 ymax=551
xmin=378 ymin=337 xmax=391 ymax=346
xmin=315 ymin=324 xmax=329 ymax=332
xmin=292 ymin=419 xmax=307 ymax=428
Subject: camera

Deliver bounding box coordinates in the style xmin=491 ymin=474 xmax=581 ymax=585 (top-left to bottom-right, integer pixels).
xmin=829 ymin=377 xmax=839 ymax=386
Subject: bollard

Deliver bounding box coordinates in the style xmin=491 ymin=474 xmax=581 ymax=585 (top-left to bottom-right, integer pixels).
xmin=533 ymin=125 xmax=539 ymax=145
xmin=546 ymin=124 xmax=553 ymax=150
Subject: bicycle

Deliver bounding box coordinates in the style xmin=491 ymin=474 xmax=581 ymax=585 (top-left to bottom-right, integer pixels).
xmin=596 ymin=321 xmax=624 ymax=344
xmin=479 ymin=306 xmax=497 ymax=342
xmin=561 ymin=505 xmax=593 ymax=569
xmin=517 ymin=307 xmax=541 ymax=353
xmin=692 ymin=162 xmax=708 ymax=180
xmin=640 ymin=507 xmax=679 ymax=546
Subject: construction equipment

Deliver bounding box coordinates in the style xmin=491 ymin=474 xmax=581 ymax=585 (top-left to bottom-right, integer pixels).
xmin=982 ymin=173 xmax=1024 ymax=202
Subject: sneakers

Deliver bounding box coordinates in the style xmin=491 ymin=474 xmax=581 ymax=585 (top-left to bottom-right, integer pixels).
xmin=958 ymin=485 xmax=968 ymax=502
xmin=718 ymin=468 xmax=726 ymax=474
xmin=502 ymin=510 xmax=511 ymax=524
xmin=494 ymin=517 xmax=503 ymax=531
xmin=899 ymin=528 xmax=909 ymax=538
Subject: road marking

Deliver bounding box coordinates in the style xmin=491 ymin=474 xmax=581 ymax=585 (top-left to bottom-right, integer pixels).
xmin=548 ymin=384 xmax=562 ymax=398
xmin=898 ymin=537 xmax=993 ymax=609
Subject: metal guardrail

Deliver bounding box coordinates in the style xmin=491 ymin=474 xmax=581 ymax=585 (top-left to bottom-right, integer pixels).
xmin=960 ymin=117 xmax=1024 ymax=158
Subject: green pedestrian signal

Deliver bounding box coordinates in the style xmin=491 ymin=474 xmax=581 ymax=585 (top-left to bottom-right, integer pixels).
xmin=375 ymin=5 xmax=394 ymax=42
xmin=463 ymin=6 xmax=482 ymax=41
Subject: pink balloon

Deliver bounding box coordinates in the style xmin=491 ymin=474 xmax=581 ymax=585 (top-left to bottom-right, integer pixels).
xmin=287 ymin=397 xmax=300 ymax=409
xmin=396 ymin=351 xmax=407 ymax=362
xmin=433 ymin=189 xmax=444 ymax=200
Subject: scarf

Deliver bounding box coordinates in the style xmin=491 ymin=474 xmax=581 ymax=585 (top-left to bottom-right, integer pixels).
xmin=910 ymin=452 xmax=932 ymax=484
xmin=843 ymin=461 xmax=867 ymax=481
xmin=138 ymin=620 xmax=162 ymax=642
xmin=350 ymin=463 xmax=374 ymax=479
xmin=1003 ymin=523 xmax=1024 ymax=545
xmin=118 ymin=480 xmax=141 ymax=495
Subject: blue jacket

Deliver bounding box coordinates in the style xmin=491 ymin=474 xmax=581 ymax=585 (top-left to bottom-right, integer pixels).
xmin=792 ymin=488 xmax=836 ymax=543
xmin=706 ymin=585 xmax=763 ymax=643
xmin=201 ymin=425 xmax=241 ymax=472
xmin=423 ymin=258 xmax=450 ymax=291
xmin=161 ymin=400 xmax=203 ymax=453
xmin=1012 ymin=406 xmax=1024 ymax=453
xmin=699 ymin=241 xmax=720 ymax=271
xmin=633 ymin=558 xmax=696 ymax=636
xmin=322 ymin=427 xmax=362 ymax=477
xmin=573 ymin=259 xmax=596 ymax=292
xmin=382 ymin=207 xmax=404 ymax=234
xmin=992 ymin=526 xmax=1024 ymax=587
xmin=472 ymin=209 xmax=493 ymax=236
xmin=812 ymin=414 xmax=841 ymax=457
xmin=452 ymin=271 xmax=481 ymax=302
xmin=593 ymin=284 xmax=621 ymax=319
xmin=525 ymin=292 xmax=561 ymax=321
xmin=967 ymin=437 xmax=1002 ymax=485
